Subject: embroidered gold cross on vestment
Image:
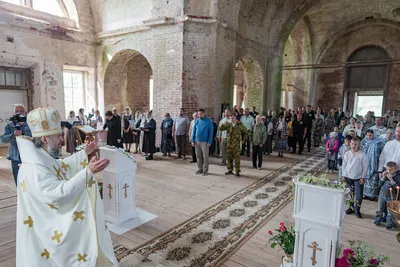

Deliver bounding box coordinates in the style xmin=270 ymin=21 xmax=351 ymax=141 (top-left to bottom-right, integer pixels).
xmin=80 ymin=159 xmax=89 ymax=168
xmin=41 ymin=249 xmax=50 ymax=259
xmin=77 ymin=253 xmax=87 ymax=262
xmin=19 ymin=180 xmax=26 ymax=192
xmin=73 ymin=210 xmax=85 ymax=221
xmin=23 ymin=216 xmax=33 ymax=228
xmin=51 ymin=230 xmax=63 ymax=244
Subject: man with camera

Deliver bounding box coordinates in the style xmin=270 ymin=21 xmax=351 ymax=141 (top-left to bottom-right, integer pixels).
xmin=0 ymin=104 xmax=31 ymax=185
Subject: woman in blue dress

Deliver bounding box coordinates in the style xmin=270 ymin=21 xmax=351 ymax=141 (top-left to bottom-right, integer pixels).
xmin=361 ymin=129 xmax=385 ymax=200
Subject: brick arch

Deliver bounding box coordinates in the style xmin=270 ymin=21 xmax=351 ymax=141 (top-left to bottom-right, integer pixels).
xmin=104 ymin=49 xmax=153 ymax=113
xmin=235 ymin=57 xmax=264 ymax=112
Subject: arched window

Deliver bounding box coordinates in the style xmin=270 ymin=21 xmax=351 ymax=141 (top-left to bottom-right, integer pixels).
xmin=1 ymin=0 xmax=68 ymax=17
xmin=344 ymin=46 xmax=389 ymax=116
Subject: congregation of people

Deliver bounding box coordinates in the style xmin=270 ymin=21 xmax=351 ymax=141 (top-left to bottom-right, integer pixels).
xmin=3 ymin=103 xmax=400 ymax=232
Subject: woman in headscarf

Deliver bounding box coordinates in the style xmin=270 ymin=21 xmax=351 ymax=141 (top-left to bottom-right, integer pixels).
xmin=355 ymin=120 xmax=364 ymax=139
xmin=324 ymin=111 xmax=336 ymax=140
xmin=381 ymin=128 xmax=395 ymax=144
xmin=132 ymin=111 xmax=142 ymax=154
xmin=142 ymin=111 xmax=156 ymax=160
xmin=361 ymin=129 xmax=385 ymax=200
xmin=274 ymin=115 xmax=288 ymax=157
xmin=160 ymin=113 xmax=174 ymax=157
xmin=77 ymin=108 xmax=87 ymax=125
xmin=122 ymin=107 xmax=134 ymax=152
xmin=90 ymin=110 xmax=103 ymax=129
xmin=65 ymin=110 xmax=82 ymax=153
xmin=313 ymin=109 xmax=324 ymax=147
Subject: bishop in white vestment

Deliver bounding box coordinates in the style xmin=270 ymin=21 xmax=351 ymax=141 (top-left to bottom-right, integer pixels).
xmin=16 ymin=107 xmax=118 ymax=267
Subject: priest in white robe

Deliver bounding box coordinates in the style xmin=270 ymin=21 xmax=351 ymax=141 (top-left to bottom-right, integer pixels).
xmin=16 ymin=106 xmax=118 ymax=267
xmin=379 ymin=126 xmax=400 ymax=173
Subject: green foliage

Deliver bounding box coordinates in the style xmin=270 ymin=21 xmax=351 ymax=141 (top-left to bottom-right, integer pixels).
xmin=336 ymin=240 xmax=390 ymax=267
xmin=268 ymin=221 xmax=295 ymax=255
xmin=293 ymin=173 xmax=346 ymax=190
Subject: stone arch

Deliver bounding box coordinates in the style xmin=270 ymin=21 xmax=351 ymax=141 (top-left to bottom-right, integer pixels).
xmin=234 ymin=57 xmax=264 ymax=113
xmin=103 ymin=49 xmax=153 ymax=113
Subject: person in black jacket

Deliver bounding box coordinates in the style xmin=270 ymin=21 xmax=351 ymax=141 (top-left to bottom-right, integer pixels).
xmin=292 ymin=114 xmax=307 ymax=155
xmin=143 ymin=111 xmax=157 ymax=160
xmin=103 ymin=110 xmax=122 ymax=148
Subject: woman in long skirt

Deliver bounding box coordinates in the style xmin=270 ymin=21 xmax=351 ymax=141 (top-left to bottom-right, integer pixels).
xmin=361 ymin=129 xmax=385 ymax=201
xmin=313 ymin=112 xmax=324 ymax=147
xmin=122 ymin=107 xmax=134 ymax=152
xmin=143 ymin=111 xmax=157 ymax=160
xmin=160 ymin=113 xmax=174 ymax=156
xmin=274 ymin=115 xmax=288 ymax=157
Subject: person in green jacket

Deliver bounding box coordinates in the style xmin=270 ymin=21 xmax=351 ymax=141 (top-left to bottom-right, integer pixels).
xmin=219 ymin=114 xmax=248 ymax=176
xmin=252 ymin=115 xmax=267 ymax=169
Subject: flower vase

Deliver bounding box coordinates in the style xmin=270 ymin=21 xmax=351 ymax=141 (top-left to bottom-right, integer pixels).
xmin=280 ymin=254 xmax=293 ymax=267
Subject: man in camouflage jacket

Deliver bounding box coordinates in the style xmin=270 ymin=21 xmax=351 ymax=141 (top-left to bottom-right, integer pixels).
xmin=219 ymin=114 xmax=248 ymax=176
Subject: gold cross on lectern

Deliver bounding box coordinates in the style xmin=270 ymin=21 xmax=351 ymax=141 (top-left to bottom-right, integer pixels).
xmin=123 ymin=183 xmax=129 ymax=198
xmin=308 ymin=241 xmax=322 ymax=266
xmin=107 ymin=184 xmax=113 ymax=199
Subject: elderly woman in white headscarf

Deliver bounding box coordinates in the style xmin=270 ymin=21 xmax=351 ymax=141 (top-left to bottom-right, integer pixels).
xmin=274 ymin=114 xmax=289 ymax=157
xmin=325 ymin=131 xmax=339 ymax=173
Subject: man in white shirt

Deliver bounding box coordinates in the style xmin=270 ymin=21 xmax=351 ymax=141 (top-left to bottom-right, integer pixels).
xmin=378 ymin=126 xmax=400 ymax=174
xmin=342 ymin=138 xmax=368 ymax=218
xmin=240 ymin=108 xmax=255 ymax=157
xmin=217 ymin=110 xmax=231 ymax=166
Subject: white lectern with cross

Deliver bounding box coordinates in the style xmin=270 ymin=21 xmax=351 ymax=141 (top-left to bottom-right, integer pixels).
xmin=292 ymin=182 xmax=346 ymax=267
xmin=99 ymin=146 xmax=157 ymax=234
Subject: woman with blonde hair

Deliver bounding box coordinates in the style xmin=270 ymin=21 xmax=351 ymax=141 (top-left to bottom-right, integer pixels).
xmin=252 ymin=115 xmax=267 ymax=169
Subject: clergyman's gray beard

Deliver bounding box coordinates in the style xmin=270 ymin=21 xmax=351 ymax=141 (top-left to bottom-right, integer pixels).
xmin=48 ymin=147 xmax=61 ymax=159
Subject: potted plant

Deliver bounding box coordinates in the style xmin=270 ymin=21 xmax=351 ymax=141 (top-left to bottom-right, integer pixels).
xmin=268 ymin=221 xmax=295 ymax=267
xmin=336 ymin=240 xmax=389 ymax=267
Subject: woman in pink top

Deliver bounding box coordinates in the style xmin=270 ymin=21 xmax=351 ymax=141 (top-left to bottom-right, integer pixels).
xmin=326 ymin=132 xmax=339 ymax=173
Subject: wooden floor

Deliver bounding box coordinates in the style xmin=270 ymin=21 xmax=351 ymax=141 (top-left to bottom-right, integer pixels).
xmin=0 ymin=147 xmax=399 ymax=267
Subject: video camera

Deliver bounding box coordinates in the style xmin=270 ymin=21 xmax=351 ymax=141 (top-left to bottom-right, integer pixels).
xmin=9 ymin=114 xmax=27 ymax=131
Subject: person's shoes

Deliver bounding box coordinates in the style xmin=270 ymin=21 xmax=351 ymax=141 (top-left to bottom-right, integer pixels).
xmin=145 ymin=156 xmax=153 ymax=160
xmin=167 ymin=153 xmax=171 ymax=157
xmin=258 ymin=167 xmax=261 ymax=170
xmin=369 ymin=197 xmax=377 ymax=201
xmin=236 ymin=172 xmax=240 ymax=177
xmin=195 ymin=170 xmax=203 ymax=174
xmin=251 ymin=166 xmax=256 ymax=169
xmin=291 ymin=151 xmax=296 ymax=154
xmin=386 ymin=222 xmax=395 ymax=231
xmin=190 ymin=160 xmax=197 ymax=163
xmin=219 ymin=162 xmax=226 ymax=166
xmin=355 ymin=212 xmax=362 ymax=218
xmin=325 ymin=169 xmax=330 ymax=173
xmin=162 ymin=153 xmax=167 ymax=157
xmin=174 ymin=156 xmax=181 ymax=159
xmin=182 ymin=155 xmax=186 ymax=160
xmin=345 ymin=208 xmax=354 ymax=215
xmin=202 ymin=172 xmax=208 ymax=176
xmin=225 ymin=171 xmax=234 ymax=175
xmin=374 ymin=217 xmax=383 ymax=226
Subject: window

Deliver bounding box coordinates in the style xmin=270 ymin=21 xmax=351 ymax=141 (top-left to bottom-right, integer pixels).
xmin=63 ymin=71 xmax=85 ymax=118
xmin=0 ymin=0 xmax=68 ymax=17
xmin=0 ymin=68 xmax=26 ymax=87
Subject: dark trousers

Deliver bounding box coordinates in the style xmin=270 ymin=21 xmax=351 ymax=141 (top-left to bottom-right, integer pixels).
xmin=264 ymin=135 xmax=273 ymax=154
xmin=293 ymin=135 xmax=304 ymax=154
xmin=346 ymin=178 xmax=364 ymax=212
xmin=252 ymin=145 xmax=263 ymax=168
xmin=191 ymin=146 xmax=197 ymax=162
xmin=11 ymin=160 xmax=21 ymax=186
xmin=328 ymin=160 xmax=335 ymax=170
xmin=288 ymin=136 xmax=293 ymax=148
xmin=305 ymin=127 xmax=312 ymax=150
xmin=241 ymin=132 xmax=251 ymax=156
xmin=176 ymin=134 xmax=186 ymax=156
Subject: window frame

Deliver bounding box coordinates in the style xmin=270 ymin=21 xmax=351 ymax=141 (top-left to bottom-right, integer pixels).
xmin=63 ymin=70 xmax=87 ymax=118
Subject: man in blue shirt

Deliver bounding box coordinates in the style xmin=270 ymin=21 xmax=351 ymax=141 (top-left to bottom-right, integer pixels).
xmin=0 ymin=104 xmax=32 ymax=185
xmin=191 ymin=109 xmax=214 ymax=176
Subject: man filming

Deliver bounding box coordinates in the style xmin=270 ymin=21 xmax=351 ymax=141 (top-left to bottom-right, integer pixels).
xmin=0 ymin=104 xmax=31 ymax=185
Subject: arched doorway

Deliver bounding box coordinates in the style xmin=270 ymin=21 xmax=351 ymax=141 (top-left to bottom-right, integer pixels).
xmin=344 ymin=46 xmax=389 ymax=116
xmin=233 ymin=57 xmax=263 ymax=113
xmin=104 ymin=49 xmax=153 ymax=113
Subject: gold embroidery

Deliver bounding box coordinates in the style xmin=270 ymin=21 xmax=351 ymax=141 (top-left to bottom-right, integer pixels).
xmin=51 ymin=111 xmax=61 ymax=123
xmin=87 ymin=177 xmax=96 ymax=188
xmin=77 ymin=253 xmax=87 ymax=262
xmin=51 ymin=230 xmax=63 ymax=244
xmin=123 ymin=183 xmax=129 ymax=198
xmin=107 ymin=184 xmax=113 ymax=199
xmin=20 ymin=180 xmax=26 ymax=192
xmin=53 ymin=166 xmax=66 ymax=180
xmin=73 ymin=210 xmax=85 ymax=221
xmin=48 ymin=204 xmax=58 ymax=210
xmin=41 ymin=249 xmax=50 ymax=259
xmin=60 ymin=162 xmax=70 ymax=172
xmin=28 ymin=116 xmax=38 ymax=127
xmin=80 ymin=159 xmax=89 ymax=168
xmin=23 ymin=216 xmax=33 ymax=228
xmin=41 ymin=120 xmax=49 ymax=130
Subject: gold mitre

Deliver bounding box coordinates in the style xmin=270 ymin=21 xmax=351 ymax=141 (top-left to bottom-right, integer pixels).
xmin=27 ymin=107 xmax=62 ymax=137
